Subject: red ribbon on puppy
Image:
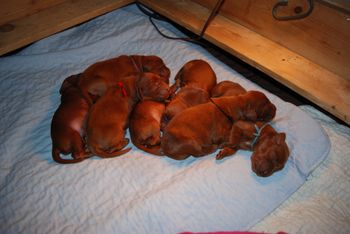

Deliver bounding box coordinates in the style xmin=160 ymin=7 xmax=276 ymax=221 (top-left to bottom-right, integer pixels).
xmin=117 ymin=82 xmax=127 ymax=97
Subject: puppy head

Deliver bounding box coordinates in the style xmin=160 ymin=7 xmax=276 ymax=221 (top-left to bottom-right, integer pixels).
xmin=251 ymin=132 xmax=289 ymax=177
xmin=244 ymin=91 xmax=276 ymax=122
xmin=137 ymin=72 xmax=170 ymax=102
xmin=210 ymin=80 xmax=246 ymax=98
xmin=59 ymin=74 xmax=81 ymax=94
xmin=141 ymin=56 xmax=171 ymax=83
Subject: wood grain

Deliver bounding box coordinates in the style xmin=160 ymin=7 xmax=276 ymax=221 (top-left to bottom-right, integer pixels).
xmin=0 ymin=0 xmax=133 ymax=56
xmin=193 ymin=0 xmax=350 ymax=80
xmin=0 ymin=0 xmax=66 ymax=25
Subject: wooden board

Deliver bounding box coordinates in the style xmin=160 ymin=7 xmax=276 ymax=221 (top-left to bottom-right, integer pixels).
xmin=0 ymin=0 xmax=133 ymax=56
xmin=139 ymin=0 xmax=350 ymax=124
xmin=0 ymin=0 xmax=66 ymax=25
xmin=193 ymin=0 xmax=350 ymax=80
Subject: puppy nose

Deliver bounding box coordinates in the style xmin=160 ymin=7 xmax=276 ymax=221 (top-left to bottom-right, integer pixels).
xmin=252 ymin=160 xmax=271 ymax=177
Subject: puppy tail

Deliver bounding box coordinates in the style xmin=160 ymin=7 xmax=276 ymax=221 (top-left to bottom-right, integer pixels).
xmin=93 ymin=147 xmax=132 ymax=158
xmin=52 ymin=148 xmax=90 ymax=164
xmin=133 ymin=142 xmax=164 ymax=156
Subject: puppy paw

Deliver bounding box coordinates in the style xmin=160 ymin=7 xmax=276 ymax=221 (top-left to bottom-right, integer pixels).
xmin=216 ymin=147 xmax=237 ymax=160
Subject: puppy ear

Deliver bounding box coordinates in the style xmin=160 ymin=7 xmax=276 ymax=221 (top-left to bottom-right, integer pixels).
xmin=59 ymin=74 xmax=81 ymax=94
xmin=275 ymin=133 xmax=286 ymax=145
xmin=210 ymin=97 xmax=236 ymax=118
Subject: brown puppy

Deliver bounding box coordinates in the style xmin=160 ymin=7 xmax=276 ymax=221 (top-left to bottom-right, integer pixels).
xmin=169 ymin=59 xmax=217 ymax=96
xmin=251 ymin=126 xmax=289 ymax=177
xmin=161 ymin=91 xmax=276 ymax=160
xmin=162 ymin=86 xmax=210 ymax=127
xmin=136 ymin=72 xmax=170 ymax=102
xmin=161 ymin=102 xmax=231 ymax=160
xmin=87 ymin=73 xmax=170 ymax=157
xmin=216 ymin=121 xmax=289 ymax=177
xmin=51 ymin=74 xmax=91 ymax=164
xmin=130 ymin=100 xmax=165 ymax=156
xmin=79 ymin=55 xmax=170 ymax=104
xmin=210 ymin=80 xmax=247 ymax=98
xmin=86 ymin=80 xmax=134 ymax=158
xmin=211 ymin=91 xmax=276 ymax=122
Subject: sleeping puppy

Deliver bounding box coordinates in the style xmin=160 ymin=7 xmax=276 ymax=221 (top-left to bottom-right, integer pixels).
xmin=169 ymin=59 xmax=217 ymax=96
xmin=210 ymin=80 xmax=247 ymax=98
xmin=51 ymin=74 xmax=91 ymax=164
xmin=86 ymin=84 xmax=133 ymax=158
xmin=211 ymin=91 xmax=276 ymax=122
xmin=86 ymin=73 xmax=170 ymax=158
xmin=251 ymin=126 xmax=289 ymax=177
xmin=136 ymin=72 xmax=170 ymax=102
xmin=161 ymin=91 xmax=276 ymax=160
xmin=162 ymin=86 xmax=210 ymax=128
xmin=130 ymin=100 xmax=165 ymax=156
xmin=78 ymin=55 xmax=170 ymax=104
xmin=216 ymin=121 xmax=289 ymax=177
xmin=161 ymin=101 xmax=231 ymax=160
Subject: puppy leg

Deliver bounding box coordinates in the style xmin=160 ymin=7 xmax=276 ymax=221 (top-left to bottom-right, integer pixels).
xmin=71 ymin=132 xmax=92 ymax=160
xmin=216 ymin=147 xmax=238 ymax=160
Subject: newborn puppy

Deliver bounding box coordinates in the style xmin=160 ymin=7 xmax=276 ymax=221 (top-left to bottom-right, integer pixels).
xmin=161 ymin=102 xmax=232 ymax=160
xmin=132 ymin=55 xmax=171 ymax=83
xmin=162 ymin=86 xmax=210 ymax=127
xmin=210 ymin=80 xmax=246 ymax=97
xmin=86 ymin=82 xmax=134 ymax=158
xmin=79 ymin=55 xmax=170 ymax=104
xmin=51 ymin=74 xmax=91 ymax=164
xmin=161 ymin=91 xmax=276 ymax=160
xmin=169 ymin=59 xmax=217 ymax=96
xmin=136 ymin=72 xmax=170 ymax=102
xmin=251 ymin=127 xmax=289 ymax=177
xmin=130 ymin=100 xmax=165 ymax=156
xmin=216 ymin=121 xmax=289 ymax=177
xmin=211 ymin=91 xmax=276 ymax=122
xmin=87 ymin=74 xmax=170 ymax=158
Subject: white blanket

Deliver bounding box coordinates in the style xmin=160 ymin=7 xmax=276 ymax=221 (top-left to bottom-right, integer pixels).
xmin=0 ymin=4 xmax=344 ymax=234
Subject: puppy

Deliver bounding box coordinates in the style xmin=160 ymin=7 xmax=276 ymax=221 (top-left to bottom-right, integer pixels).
xmin=86 ymin=81 xmax=134 ymax=158
xmin=161 ymin=91 xmax=276 ymax=160
xmin=136 ymin=72 xmax=170 ymax=102
xmin=79 ymin=55 xmax=170 ymax=104
xmin=162 ymin=86 xmax=210 ymax=127
xmin=251 ymin=126 xmax=289 ymax=177
xmin=51 ymin=74 xmax=91 ymax=164
xmin=211 ymin=91 xmax=276 ymax=122
xmin=169 ymin=59 xmax=217 ymax=96
xmin=210 ymin=80 xmax=246 ymax=97
xmin=216 ymin=121 xmax=289 ymax=177
xmin=161 ymin=102 xmax=231 ymax=160
xmin=86 ymin=73 xmax=170 ymax=158
xmin=130 ymin=100 xmax=165 ymax=156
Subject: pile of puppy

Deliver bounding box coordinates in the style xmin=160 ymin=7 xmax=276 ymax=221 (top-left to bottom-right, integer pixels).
xmin=51 ymin=55 xmax=289 ymax=177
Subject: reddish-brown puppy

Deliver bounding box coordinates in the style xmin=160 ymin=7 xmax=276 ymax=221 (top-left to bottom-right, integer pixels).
xmin=216 ymin=121 xmax=289 ymax=177
xmin=79 ymin=55 xmax=170 ymax=104
xmin=161 ymin=91 xmax=276 ymax=160
xmin=51 ymin=74 xmax=91 ymax=164
xmin=169 ymin=59 xmax=217 ymax=96
xmin=161 ymin=101 xmax=231 ymax=160
xmin=86 ymin=73 xmax=170 ymax=158
xmin=251 ymin=126 xmax=289 ymax=177
xmin=162 ymin=86 xmax=210 ymax=128
xmin=210 ymin=80 xmax=247 ymax=98
xmin=211 ymin=91 xmax=276 ymax=122
xmin=130 ymin=100 xmax=165 ymax=156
